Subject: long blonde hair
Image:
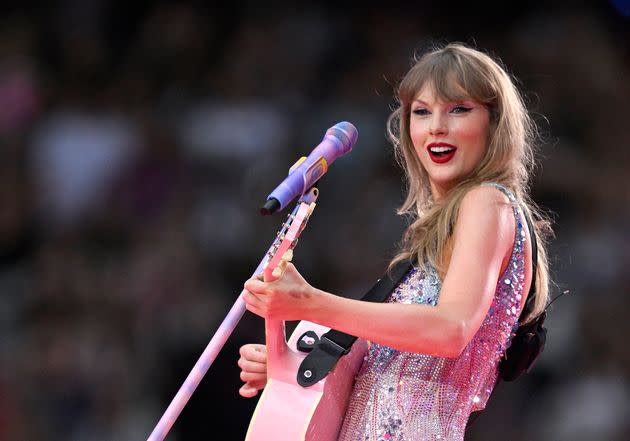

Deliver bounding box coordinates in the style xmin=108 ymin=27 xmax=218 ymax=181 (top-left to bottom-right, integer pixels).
xmin=387 ymin=43 xmax=552 ymax=323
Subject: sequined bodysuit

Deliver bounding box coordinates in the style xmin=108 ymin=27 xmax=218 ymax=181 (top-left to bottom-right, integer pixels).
xmin=338 ymin=183 xmax=527 ymax=441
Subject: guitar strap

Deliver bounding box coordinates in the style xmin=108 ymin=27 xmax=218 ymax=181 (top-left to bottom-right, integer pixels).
xmin=297 ymin=207 xmax=540 ymax=389
xmin=296 ymin=258 xmax=413 ymax=387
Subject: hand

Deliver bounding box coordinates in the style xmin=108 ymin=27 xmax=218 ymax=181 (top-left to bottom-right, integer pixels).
xmin=238 ymin=343 xmax=267 ymax=398
xmin=243 ymin=262 xmax=316 ymax=321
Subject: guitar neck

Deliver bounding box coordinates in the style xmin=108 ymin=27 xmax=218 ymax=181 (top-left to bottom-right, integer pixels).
xmin=265 ymin=318 xmax=290 ymax=374
xmin=259 ymin=199 xmax=317 ymax=384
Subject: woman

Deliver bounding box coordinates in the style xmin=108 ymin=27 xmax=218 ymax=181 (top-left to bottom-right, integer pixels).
xmin=238 ymin=43 xmax=551 ymax=440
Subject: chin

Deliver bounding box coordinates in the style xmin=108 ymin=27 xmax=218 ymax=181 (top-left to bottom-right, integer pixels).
xmin=429 ymin=174 xmax=458 ymax=187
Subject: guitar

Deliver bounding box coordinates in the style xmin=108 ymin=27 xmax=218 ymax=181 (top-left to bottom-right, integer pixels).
xmin=245 ymin=194 xmax=367 ymax=441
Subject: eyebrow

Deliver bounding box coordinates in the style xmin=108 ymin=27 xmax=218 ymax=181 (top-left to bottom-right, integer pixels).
xmin=412 ymin=98 xmax=475 ymax=106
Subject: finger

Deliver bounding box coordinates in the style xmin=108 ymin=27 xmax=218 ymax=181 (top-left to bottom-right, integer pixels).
xmin=239 ymin=345 xmax=267 ymax=364
xmin=238 ymin=358 xmax=267 ymax=373
xmin=240 ymin=371 xmax=266 ymax=382
xmin=245 ymin=302 xmax=266 ymax=318
xmin=242 ymin=290 xmax=265 ymax=307
xmin=238 ymin=355 xmax=267 ymax=371
xmin=244 ymin=278 xmax=266 ymax=293
xmin=239 ymin=343 xmax=266 ymax=357
xmin=239 ymin=383 xmax=259 ymax=398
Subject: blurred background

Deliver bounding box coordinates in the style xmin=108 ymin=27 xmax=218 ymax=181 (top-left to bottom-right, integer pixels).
xmin=1 ymin=1 xmax=629 ymax=440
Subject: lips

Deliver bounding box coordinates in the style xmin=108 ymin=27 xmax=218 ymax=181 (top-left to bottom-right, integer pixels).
xmin=427 ymin=143 xmax=457 ymax=164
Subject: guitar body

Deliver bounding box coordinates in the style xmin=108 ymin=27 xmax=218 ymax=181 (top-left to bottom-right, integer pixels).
xmin=243 ymin=199 xmax=367 ymax=440
xmin=245 ymin=320 xmax=367 ymax=441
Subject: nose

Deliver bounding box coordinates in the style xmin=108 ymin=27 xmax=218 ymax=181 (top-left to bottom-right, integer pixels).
xmin=429 ymin=112 xmax=448 ymax=136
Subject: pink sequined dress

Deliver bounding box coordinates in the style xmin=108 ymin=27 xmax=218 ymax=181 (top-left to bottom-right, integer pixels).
xmin=338 ymin=183 xmax=527 ymax=441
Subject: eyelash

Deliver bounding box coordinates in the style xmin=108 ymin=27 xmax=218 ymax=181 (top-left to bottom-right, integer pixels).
xmin=412 ymin=105 xmax=473 ymax=115
xmin=452 ymin=105 xmax=473 ymax=114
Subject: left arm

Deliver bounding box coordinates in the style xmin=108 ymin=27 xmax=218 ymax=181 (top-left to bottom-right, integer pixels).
xmin=243 ymin=186 xmax=516 ymax=357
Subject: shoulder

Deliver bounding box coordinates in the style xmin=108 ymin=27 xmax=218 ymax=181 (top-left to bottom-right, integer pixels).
xmin=459 ymin=184 xmax=513 ymax=213
xmin=453 ymin=184 xmax=516 ymax=246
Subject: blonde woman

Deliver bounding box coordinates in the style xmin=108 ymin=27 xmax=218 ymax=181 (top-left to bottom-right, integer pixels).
xmin=239 ymin=43 xmax=552 ymax=440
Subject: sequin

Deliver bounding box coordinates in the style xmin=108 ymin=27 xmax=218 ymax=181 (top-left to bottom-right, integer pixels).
xmin=338 ymin=183 xmax=526 ymax=441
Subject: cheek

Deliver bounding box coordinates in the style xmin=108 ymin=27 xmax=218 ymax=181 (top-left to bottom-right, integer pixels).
xmin=406 ymin=125 xmax=429 ymax=173
xmin=409 ymin=121 xmax=429 ymax=152
xmin=454 ymin=120 xmax=490 ymax=158
xmin=455 ymin=120 xmax=485 ymax=142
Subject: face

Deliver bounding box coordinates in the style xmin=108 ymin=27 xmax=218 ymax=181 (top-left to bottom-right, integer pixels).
xmin=409 ymin=84 xmax=491 ymax=200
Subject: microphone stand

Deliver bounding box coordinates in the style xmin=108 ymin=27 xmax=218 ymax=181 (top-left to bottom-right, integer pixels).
xmin=147 ymin=187 xmax=319 ymax=441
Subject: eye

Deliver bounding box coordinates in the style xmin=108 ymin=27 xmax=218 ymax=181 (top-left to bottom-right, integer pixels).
xmin=412 ymin=107 xmax=430 ymax=116
xmin=451 ymin=105 xmax=472 ymax=114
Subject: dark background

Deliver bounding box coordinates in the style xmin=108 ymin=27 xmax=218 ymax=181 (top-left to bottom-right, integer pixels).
xmin=1 ymin=1 xmax=629 ymax=440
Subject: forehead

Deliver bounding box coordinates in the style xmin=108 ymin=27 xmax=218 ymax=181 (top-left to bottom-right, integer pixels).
xmin=413 ymin=79 xmax=472 ymax=103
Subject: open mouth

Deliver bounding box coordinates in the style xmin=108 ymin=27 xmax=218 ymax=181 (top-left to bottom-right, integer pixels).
xmin=427 ymin=145 xmax=457 ymax=163
xmin=429 ymin=146 xmax=456 ymax=156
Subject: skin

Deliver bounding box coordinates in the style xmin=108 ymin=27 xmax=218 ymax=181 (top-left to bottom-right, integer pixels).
xmin=238 ymin=86 xmax=533 ymax=398
xmin=410 ymin=84 xmax=490 ymax=200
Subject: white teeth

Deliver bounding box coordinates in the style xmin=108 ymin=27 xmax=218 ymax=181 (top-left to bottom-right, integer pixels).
xmin=429 ymin=146 xmax=455 ymax=153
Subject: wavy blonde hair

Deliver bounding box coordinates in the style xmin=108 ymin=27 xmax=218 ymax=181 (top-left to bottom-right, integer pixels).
xmin=387 ymin=43 xmax=552 ymax=323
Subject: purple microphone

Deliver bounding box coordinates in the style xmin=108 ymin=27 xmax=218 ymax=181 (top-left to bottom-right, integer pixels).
xmin=261 ymin=121 xmax=358 ymax=215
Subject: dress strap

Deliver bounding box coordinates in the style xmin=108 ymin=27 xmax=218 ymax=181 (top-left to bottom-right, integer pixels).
xmin=480 ymin=181 xmax=517 ymax=204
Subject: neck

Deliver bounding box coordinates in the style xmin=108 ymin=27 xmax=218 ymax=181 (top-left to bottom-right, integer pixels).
xmin=430 ymin=182 xmax=450 ymax=201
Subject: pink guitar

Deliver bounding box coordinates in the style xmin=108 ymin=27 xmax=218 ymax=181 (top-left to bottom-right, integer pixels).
xmin=245 ymin=321 xmax=366 ymax=441
xmin=245 ymin=199 xmax=367 ymax=441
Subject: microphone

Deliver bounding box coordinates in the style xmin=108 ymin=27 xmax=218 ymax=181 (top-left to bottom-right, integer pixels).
xmin=260 ymin=121 xmax=358 ymax=215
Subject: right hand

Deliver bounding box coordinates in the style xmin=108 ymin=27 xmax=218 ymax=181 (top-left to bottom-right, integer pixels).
xmin=238 ymin=344 xmax=268 ymax=398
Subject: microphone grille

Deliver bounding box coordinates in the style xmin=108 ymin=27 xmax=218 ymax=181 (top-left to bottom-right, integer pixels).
xmin=326 ymin=121 xmax=358 ymax=155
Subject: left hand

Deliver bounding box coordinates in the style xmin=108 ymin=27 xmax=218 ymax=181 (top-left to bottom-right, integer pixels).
xmin=242 ymin=262 xmax=316 ymax=320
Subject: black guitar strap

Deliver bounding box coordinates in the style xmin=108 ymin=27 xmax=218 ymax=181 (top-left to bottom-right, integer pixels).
xmin=516 ymin=207 xmax=538 ymax=324
xmin=296 ymin=258 xmax=413 ymax=387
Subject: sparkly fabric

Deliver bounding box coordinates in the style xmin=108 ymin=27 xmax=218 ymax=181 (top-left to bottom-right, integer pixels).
xmin=338 ymin=183 xmax=527 ymax=441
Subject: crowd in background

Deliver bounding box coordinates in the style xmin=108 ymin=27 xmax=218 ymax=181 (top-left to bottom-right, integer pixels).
xmin=0 ymin=2 xmax=629 ymax=440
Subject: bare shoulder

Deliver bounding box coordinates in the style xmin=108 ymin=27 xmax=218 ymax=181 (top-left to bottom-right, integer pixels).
xmin=454 ymin=184 xmax=516 ymax=249
xmin=459 ymin=184 xmax=513 ymax=214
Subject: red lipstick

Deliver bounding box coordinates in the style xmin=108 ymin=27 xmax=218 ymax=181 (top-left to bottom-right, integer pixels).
xmin=427 ymin=142 xmax=457 ymax=164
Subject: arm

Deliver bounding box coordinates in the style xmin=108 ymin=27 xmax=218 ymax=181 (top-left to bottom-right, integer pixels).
xmin=243 ymin=186 xmax=516 ymax=358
